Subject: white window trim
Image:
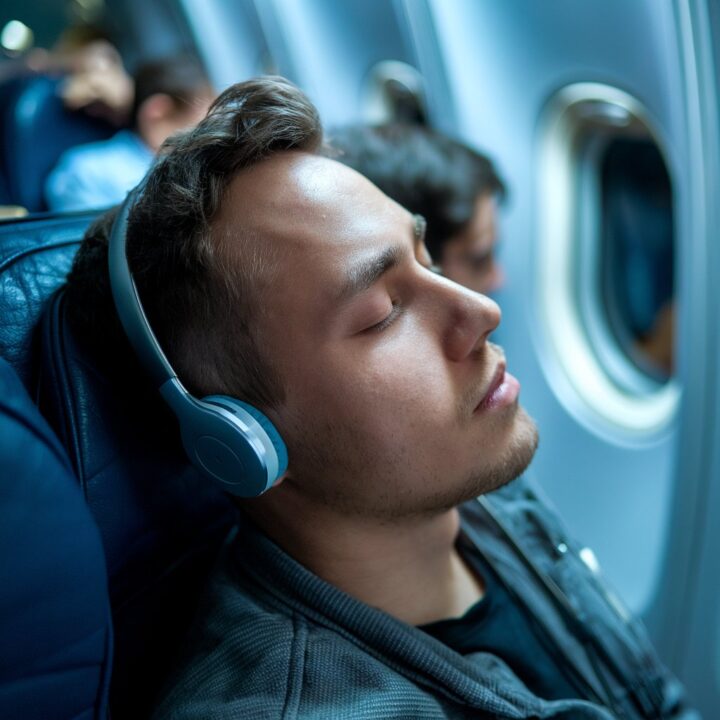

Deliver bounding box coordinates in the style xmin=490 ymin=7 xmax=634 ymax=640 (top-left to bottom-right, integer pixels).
xmin=537 ymin=83 xmax=680 ymax=434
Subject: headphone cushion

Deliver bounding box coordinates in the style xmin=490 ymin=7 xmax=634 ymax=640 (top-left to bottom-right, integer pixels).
xmin=234 ymin=401 xmax=289 ymax=477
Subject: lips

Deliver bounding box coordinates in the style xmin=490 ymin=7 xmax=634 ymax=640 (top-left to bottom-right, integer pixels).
xmin=477 ymin=363 xmax=506 ymax=408
xmin=474 ymin=361 xmax=521 ymax=413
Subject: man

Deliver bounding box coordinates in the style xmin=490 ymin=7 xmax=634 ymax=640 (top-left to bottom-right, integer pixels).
xmin=64 ymin=77 xmax=693 ymax=719
xmin=329 ymin=124 xmax=506 ymax=294
xmin=45 ymin=54 xmax=214 ymax=212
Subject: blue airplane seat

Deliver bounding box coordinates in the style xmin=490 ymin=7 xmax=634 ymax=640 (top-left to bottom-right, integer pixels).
xmin=0 ymin=213 xmax=237 ymax=718
xmin=0 ymin=74 xmax=116 ymax=211
xmin=0 ymin=212 xmax=94 ymax=387
xmin=0 ymin=355 xmax=112 ymax=720
xmin=0 ymin=168 xmax=10 ymax=207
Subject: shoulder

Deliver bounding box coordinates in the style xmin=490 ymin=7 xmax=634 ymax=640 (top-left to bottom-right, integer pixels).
xmin=152 ymin=548 xmax=305 ymax=719
xmin=151 ymin=535 xmax=433 ymax=720
xmin=152 ymin=534 xmax=387 ymax=720
xmin=56 ymin=131 xmax=151 ymax=175
xmin=45 ymin=130 xmax=152 ymax=211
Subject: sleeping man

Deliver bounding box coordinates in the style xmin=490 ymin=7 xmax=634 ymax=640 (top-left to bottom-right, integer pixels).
xmin=65 ymin=76 xmax=694 ymax=719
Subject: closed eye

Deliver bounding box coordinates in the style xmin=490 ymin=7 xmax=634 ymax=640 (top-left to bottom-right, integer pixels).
xmin=367 ymin=301 xmax=403 ymax=333
xmin=366 ymin=260 xmax=439 ymax=333
xmin=467 ymin=252 xmax=493 ymax=272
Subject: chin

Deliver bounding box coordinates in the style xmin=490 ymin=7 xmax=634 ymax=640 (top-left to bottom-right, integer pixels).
xmin=463 ymin=407 xmax=539 ymax=501
xmin=413 ymin=409 xmax=538 ymax=518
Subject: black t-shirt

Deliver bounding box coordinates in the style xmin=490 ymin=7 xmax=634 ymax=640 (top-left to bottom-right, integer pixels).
xmin=419 ymin=535 xmax=584 ymax=703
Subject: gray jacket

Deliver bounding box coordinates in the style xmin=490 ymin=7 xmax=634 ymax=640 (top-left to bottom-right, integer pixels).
xmin=153 ymin=479 xmax=696 ymax=719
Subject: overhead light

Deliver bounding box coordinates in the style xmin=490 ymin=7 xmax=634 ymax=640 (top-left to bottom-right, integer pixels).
xmin=1 ymin=20 xmax=34 ymax=55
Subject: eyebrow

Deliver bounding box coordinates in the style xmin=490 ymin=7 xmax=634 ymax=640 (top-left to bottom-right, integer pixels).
xmin=336 ymin=245 xmax=403 ymax=303
xmin=334 ymin=214 xmax=426 ymax=304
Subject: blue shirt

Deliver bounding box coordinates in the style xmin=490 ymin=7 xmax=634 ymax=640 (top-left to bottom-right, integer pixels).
xmin=45 ymin=129 xmax=153 ymax=212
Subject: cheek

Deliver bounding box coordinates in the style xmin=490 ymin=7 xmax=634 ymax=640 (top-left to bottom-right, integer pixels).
xmin=298 ymin=342 xmax=457 ymax=444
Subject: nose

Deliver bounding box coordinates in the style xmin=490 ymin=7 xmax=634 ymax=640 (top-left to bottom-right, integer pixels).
xmin=429 ymin=274 xmax=501 ymax=362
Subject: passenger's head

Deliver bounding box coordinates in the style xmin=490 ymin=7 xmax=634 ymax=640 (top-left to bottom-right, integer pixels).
xmin=131 ymin=55 xmax=215 ymax=152
xmin=329 ymin=124 xmax=506 ymax=294
xmin=66 ymin=77 xmax=536 ymax=524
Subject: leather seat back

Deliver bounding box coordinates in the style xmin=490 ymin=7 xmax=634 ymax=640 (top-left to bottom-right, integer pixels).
xmin=0 ymin=213 xmax=236 ymax=719
xmin=39 ymin=289 xmax=237 ymax=718
xmin=0 ymin=212 xmax=92 ymax=386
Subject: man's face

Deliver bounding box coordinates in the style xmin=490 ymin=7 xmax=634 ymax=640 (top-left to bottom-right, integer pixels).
xmin=440 ymin=193 xmax=504 ymax=295
xmin=217 ymin=153 xmax=537 ymax=520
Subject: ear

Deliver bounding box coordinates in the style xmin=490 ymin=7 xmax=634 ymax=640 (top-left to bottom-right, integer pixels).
xmin=138 ymin=93 xmax=175 ymax=123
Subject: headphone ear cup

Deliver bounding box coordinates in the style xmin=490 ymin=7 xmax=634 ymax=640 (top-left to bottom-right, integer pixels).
xmin=200 ymin=395 xmax=288 ymax=489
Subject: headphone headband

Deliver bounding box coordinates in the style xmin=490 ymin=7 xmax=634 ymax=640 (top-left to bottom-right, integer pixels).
xmin=108 ymin=185 xmax=179 ymax=390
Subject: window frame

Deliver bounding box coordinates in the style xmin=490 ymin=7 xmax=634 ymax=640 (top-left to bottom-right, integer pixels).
xmin=537 ymin=82 xmax=679 ymax=434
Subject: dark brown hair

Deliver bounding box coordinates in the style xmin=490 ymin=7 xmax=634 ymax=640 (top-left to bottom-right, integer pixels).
xmin=65 ymin=76 xmax=323 ymax=408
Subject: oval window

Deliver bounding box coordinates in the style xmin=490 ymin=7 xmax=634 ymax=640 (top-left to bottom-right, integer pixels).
xmin=538 ymin=84 xmax=678 ymax=434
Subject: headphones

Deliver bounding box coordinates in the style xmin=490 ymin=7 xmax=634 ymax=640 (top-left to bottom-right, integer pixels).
xmin=107 ymin=184 xmax=288 ymax=497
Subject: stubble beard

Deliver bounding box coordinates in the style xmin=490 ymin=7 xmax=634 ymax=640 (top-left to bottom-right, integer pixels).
xmin=407 ymin=407 xmax=540 ymax=518
xmin=459 ymin=407 xmax=538 ymax=501
xmin=292 ymin=407 xmax=539 ymax=523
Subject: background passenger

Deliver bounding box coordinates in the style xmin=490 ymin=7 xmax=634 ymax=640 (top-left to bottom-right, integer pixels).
xmin=329 ymin=123 xmax=506 ymax=294
xmin=0 ymin=24 xmax=133 ymax=127
xmin=55 ymin=39 xmax=134 ymax=128
xmin=29 ymin=24 xmax=134 ymax=127
xmin=45 ymin=55 xmax=214 ymax=212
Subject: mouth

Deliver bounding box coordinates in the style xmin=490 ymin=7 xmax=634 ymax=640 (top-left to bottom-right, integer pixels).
xmin=474 ymin=361 xmax=521 ymax=413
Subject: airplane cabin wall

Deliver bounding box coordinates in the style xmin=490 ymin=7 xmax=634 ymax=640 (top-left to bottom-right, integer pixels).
xmin=177 ymin=0 xmax=271 ymax=88
xmin=249 ymin=0 xmax=416 ymax=128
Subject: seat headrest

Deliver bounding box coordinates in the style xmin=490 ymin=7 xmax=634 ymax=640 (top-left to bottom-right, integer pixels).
xmin=0 ymin=74 xmax=115 ymax=212
xmin=0 ymin=212 xmax=96 ymax=389
xmin=0 ymin=356 xmax=112 ymax=720
xmin=38 ymin=291 xmax=236 ymax=718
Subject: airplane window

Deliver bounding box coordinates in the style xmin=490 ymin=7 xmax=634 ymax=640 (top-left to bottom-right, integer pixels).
xmin=600 ymin=139 xmax=674 ymax=383
xmin=538 ymin=83 xmax=679 ymax=433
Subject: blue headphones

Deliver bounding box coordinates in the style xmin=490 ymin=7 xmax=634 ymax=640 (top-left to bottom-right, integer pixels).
xmin=107 ymin=184 xmax=288 ymax=497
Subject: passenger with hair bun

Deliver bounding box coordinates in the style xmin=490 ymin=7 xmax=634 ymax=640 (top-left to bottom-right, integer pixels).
xmin=329 ymin=123 xmax=507 ymax=294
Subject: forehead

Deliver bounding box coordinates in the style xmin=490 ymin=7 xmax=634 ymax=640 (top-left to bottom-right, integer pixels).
xmin=218 ymin=152 xmax=408 ymax=252
xmin=216 ymin=152 xmax=409 ymax=268
xmin=469 ymin=193 xmax=497 ymax=234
